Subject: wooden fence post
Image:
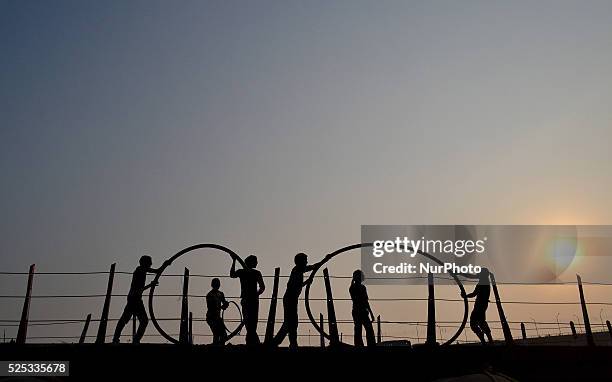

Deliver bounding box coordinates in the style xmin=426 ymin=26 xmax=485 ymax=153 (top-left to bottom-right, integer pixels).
xmin=319 ymin=313 xmax=325 ymax=348
xmin=264 ymin=267 xmax=280 ymax=344
xmin=79 ymin=313 xmax=92 ymax=344
xmin=179 ymin=268 xmax=190 ymax=344
xmin=16 ymin=264 xmax=35 ymax=344
xmin=96 ymin=263 xmax=115 ymax=344
xmin=570 ymin=321 xmax=577 ymax=339
xmin=132 ymin=315 xmax=136 ymax=343
xmin=377 ymin=315 xmax=382 ymax=343
xmin=426 ymin=273 xmax=436 ymax=345
xmin=189 ymin=311 xmax=193 ymax=345
xmin=323 ymin=268 xmax=340 ymax=345
xmin=576 ymin=274 xmax=595 ymax=346
xmin=490 ymin=272 xmax=513 ymax=345
xmin=520 ymin=322 xmax=527 ymax=340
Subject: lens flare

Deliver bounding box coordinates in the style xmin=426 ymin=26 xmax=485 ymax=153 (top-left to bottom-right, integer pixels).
xmin=545 ymin=236 xmax=584 ymax=277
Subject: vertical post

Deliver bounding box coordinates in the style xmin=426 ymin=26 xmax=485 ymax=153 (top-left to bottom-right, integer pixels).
xmin=606 ymin=320 xmax=612 ymax=341
xmin=425 ymin=273 xmax=436 ymax=345
xmin=79 ymin=314 xmax=92 ymax=344
xmin=319 ymin=313 xmax=325 ymax=348
xmin=323 ymin=268 xmax=340 ymax=345
xmin=377 ymin=315 xmax=382 ymax=343
xmin=16 ymin=264 xmax=35 ymax=344
xmin=520 ymin=322 xmax=527 ymax=340
xmin=570 ymin=321 xmax=577 ymax=339
xmin=490 ymin=272 xmax=513 ymax=345
xmin=576 ymin=274 xmax=595 ymax=346
xmin=264 ymin=267 xmax=281 ymax=344
xmin=96 ymin=263 xmax=116 ymax=344
xmin=132 ymin=315 xmax=136 ymax=343
xmin=179 ymin=268 xmax=190 ymax=344
xmin=189 ymin=312 xmax=193 ymax=345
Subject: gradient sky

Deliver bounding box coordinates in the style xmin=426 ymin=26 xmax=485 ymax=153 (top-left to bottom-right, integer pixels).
xmin=2 ymin=0 xmax=612 ymax=345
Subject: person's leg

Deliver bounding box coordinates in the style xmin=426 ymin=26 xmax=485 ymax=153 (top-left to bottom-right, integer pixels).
xmin=207 ymin=318 xmax=218 ymax=345
xmin=208 ymin=317 xmax=225 ymax=345
xmin=287 ymin=298 xmax=299 ymax=349
xmin=363 ymin=316 xmax=376 ymax=347
xmin=241 ymin=299 xmax=252 ymax=344
xmin=352 ymin=310 xmax=364 ymax=347
xmin=273 ymin=324 xmax=287 ymax=346
xmin=273 ymin=298 xmax=290 ymax=346
xmin=112 ymin=301 xmax=134 ymax=343
xmin=133 ymin=299 xmax=148 ymax=343
xmin=206 ymin=318 xmax=218 ymax=345
xmin=470 ymin=311 xmax=486 ymax=345
xmin=481 ymin=319 xmax=493 ymax=343
xmin=470 ymin=321 xmax=486 ymax=344
xmin=243 ymin=298 xmax=260 ymax=345
xmin=218 ymin=317 xmax=228 ymax=344
xmin=251 ymin=299 xmax=260 ymax=344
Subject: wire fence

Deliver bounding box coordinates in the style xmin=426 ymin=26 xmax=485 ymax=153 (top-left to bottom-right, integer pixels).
xmin=2 ymin=267 xmax=612 ymax=346
xmin=4 ymin=270 xmax=612 ymax=284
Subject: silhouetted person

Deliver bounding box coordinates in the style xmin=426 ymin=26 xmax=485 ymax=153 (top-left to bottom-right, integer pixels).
xmin=230 ymin=255 xmax=265 ymax=345
xmin=113 ymin=255 xmax=166 ymax=343
xmin=462 ymin=268 xmax=493 ymax=345
xmin=274 ymin=253 xmax=322 ymax=349
xmin=206 ymin=278 xmax=230 ymax=345
xmin=350 ymin=270 xmax=376 ymax=347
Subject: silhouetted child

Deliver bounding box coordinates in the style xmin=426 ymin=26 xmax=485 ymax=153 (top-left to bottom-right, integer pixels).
xmin=230 ymin=255 xmax=265 ymax=345
xmin=274 ymin=253 xmax=322 ymax=349
xmin=349 ymin=269 xmax=376 ymax=347
xmin=113 ymin=255 xmax=166 ymax=343
xmin=462 ymin=267 xmax=493 ymax=345
xmin=206 ymin=278 xmax=230 ymax=345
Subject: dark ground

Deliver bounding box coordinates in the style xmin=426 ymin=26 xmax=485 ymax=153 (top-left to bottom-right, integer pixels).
xmin=2 ymin=343 xmax=612 ymax=381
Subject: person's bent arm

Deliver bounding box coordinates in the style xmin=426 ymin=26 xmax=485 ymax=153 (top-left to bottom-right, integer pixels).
xmin=302 ymin=267 xmax=317 ymax=287
xmin=365 ymin=289 xmax=375 ymax=321
xmin=257 ymin=272 xmax=266 ymax=295
xmin=146 ymin=260 xmax=171 ymax=274
xmin=221 ymin=292 xmax=230 ymax=310
xmin=304 ymin=263 xmax=318 ymax=273
xmin=303 ymin=259 xmax=325 ymax=284
xmin=464 ymin=286 xmax=478 ymax=298
xmin=143 ymin=280 xmax=159 ymax=291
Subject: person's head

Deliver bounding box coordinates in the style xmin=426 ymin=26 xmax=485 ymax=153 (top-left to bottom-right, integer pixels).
xmin=139 ymin=255 xmax=152 ymax=268
xmin=245 ymin=255 xmax=258 ymax=269
xmin=294 ymin=253 xmax=308 ymax=268
xmin=211 ymin=278 xmax=221 ymax=290
xmin=352 ymin=269 xmax=364 ymax=284
xmin=478 ymin=267 xmax=490 ymax=283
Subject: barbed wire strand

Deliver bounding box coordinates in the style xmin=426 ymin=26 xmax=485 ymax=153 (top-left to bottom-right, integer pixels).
xmin=3 ymin=270 xmax=612 ymax=285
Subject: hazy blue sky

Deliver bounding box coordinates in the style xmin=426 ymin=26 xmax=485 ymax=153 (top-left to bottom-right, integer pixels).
xmin=2 ymin=0 xmax=612 ymax=345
